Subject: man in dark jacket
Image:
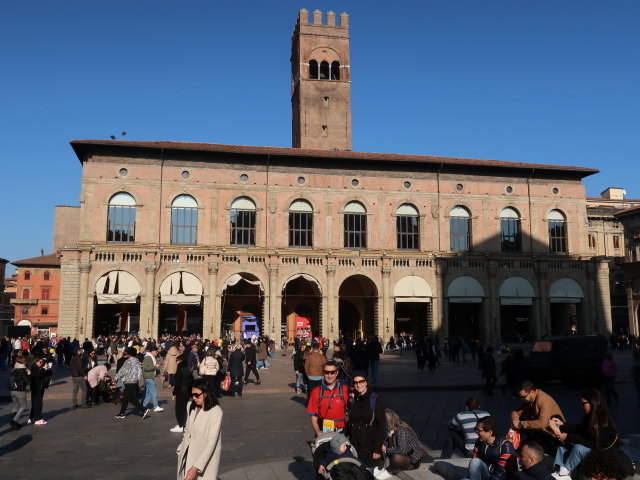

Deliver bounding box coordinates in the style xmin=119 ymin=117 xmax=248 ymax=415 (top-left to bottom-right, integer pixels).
xmin=227 ymin=344 xmax=246 ymax=397
xmin=515 ymin=442 xmax=552 ymax=480
xmin=243 ymin=341 xmax=260 ymax=385
xmin=70 ymin=348 xmax=89 ymax=409
xmin=468 ymin=416 xmax=517 ymax=480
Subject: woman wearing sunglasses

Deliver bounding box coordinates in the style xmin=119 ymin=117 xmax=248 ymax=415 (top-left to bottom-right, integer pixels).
xmin=177 ymin=378 xmax=223 ymax=480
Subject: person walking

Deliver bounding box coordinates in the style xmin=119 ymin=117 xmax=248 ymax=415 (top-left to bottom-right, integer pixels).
xmin=70 ymin=347 xmax=90 ymax=409
xmin=198 ymin=349 xmax=220 ymax=398
xmin=163 ymin=343 xmax=179 ymax=387
xmin=8 ymin=355 xmax=30 ymax=429
xmin=176 ymin=378 xmax=222 ymax=480
xmin=601 ymin=353 xmax=619 ymax=404
xmin=142 ymin=346 xmax=163 ymax=412
xmin=243 ymin=340 xmax=260 ymax=385
xmin=227 ymin=343 xmax=245 ymax=397
xmin=171 ymin=353 xmax=193 ymax=433
xmin=114 ymin=347 xmax=149 ymax=419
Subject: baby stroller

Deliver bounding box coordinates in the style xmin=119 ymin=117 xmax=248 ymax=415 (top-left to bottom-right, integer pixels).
xmin=310 ymin=431 xmax=374 ymax=480
xmin=98 ymin=376 xmax=123 ymax=405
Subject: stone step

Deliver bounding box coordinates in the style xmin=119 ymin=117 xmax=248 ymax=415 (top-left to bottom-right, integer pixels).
xmin=396 ymin=459 xmax=469 ymax=480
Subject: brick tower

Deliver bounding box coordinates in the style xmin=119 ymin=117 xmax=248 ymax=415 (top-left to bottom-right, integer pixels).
xmin=291 ymin=9 xmax=352 ymax=151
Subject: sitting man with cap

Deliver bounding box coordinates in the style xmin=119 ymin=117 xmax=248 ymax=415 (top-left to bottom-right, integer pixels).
xmin=307 ymin=360 xmax=350 ymax=437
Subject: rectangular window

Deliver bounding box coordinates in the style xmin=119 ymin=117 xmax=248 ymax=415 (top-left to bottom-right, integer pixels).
xmin=22 ymin=307 xmax=29 ymax=315
xmin=289 ymin=212 xmax=313 ymax=247
xmin=613 ymin=235 xmax=620 ymax=249
xmin=548 ymin=221 xmax=567 ymax=253
xmin=42 ymin=307 xmax=49 ymax=315
xmin=107 ymin=205 xmax=136 ymax=242
xmin=396 ymin=215 xmax=419 ymax=250
xmin=230 ymin=209 xmax=256 ymax=246
xmin=171 ymin=207 xmax=198 ymax=245
xmin=500 ymin=218 xmax=521 ymax=252
xmin=344 ymin=213 xmax=367 ymax=249
xmin=450 ymin=217 xmax=471 ymax=251
xmin=588 ymin=235 xmax=596 ymax=249
xmin=41 ymin=288 xmax=50 ymax=300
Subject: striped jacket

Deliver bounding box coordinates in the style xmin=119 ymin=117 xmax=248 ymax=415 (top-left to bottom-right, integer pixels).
xmin=471 ymin=435 xmax=517 ymax=480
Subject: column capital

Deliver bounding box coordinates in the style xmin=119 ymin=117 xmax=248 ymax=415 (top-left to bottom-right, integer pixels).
xmin=267 ymin=265 xmax=279 ymax=276
xmin=144 ymin=262 xmax=158 ymax=275
xmin=381 ymin=267 xmax=391 ymax=278
xmin=326 ymin=266 xmax=336 ymax=277
xmin=208 ymin=263 xmax=219 ymax=276
xmin=79 ymin=262 xmax=92 ymax=274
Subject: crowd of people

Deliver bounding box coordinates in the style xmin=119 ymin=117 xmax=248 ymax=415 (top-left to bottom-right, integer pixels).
xmin=2 ymin=332 xmax=639 ymax=480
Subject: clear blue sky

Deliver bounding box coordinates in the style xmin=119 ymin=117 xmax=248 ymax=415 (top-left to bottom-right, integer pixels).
xmin=2 ymin=1 xmax=639 ymax=273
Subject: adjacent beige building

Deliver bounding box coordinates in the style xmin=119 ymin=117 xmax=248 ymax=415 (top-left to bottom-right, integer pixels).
xmin=56 ymin=9 xmax=613 ymax=344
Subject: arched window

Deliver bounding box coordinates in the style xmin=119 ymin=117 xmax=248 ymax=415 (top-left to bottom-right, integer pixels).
xmin=500 ymin=207 xmax=521 ymax=252
xmin=24 ymin=271 xmax=31 ymax=281
xmin=331 ymin=61 xmax=340 ymax=80
xmin=230 ymin=197 xmax=256 ymax=246
xmin=588 ymin=234 xmax=597 ymax=249
xmin=22 ymin=288 xmax=30 ymax=299
xmin=107 ymin=192 xmax=136 ymax=243
xmin=450 ymin=206 xmax=471 ymax=251
xmin=319 ymin=61 xmax=330 ymax=80
xmin=344 ymin=201 xmax=367 ymax=249
xmin=289 ymin=199 xmax=313 ymax=248
xmin=309 ymin=60 xmax=318 ymax=79
xmin=43 ymin=271 xmax=50 ymax=281
xmin=396 ymin=204 xmax=419 ymax=250
xmin=548 ymin=209 xmax=567 ymax=253
xmin=171 ymin=195 xmax=198 ymax=245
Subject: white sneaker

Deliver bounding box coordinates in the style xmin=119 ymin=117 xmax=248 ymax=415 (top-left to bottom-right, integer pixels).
xmin=154 ymin=406 xmax=164 ymax=412
xmin=141 ymin=409 xmax=150 ymax=419
xmin=34 ymin=419 xmax=47 ymax=426
xmin=551 ymin=473 xmax=571 ymax=480
xmin=170 ymin=425 xmax=184 ymax=433
xmin=373 ymin=467 xmax=393 ymax=479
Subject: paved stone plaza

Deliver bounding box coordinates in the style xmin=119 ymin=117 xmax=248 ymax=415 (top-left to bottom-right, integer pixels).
xmin=0 ymin=349 xmax=639 ymax=479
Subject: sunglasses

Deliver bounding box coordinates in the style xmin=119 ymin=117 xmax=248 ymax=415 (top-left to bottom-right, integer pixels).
xmin=191 ymin=392 xmax=204 ymax=398
xmin=323 ymin=370 xmax=338 ymax=375
xmin=353 ymin=379 xmax=366 ymax=385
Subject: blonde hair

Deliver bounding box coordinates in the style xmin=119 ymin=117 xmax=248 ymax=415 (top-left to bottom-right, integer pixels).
xmin=385 ymin=408 xmax=417 ymax=437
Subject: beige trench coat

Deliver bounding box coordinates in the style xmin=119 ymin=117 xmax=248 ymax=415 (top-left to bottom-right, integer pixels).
xmin=164 ymin=346 xmax=179 ymax=375
xmin=176 ymin=403 xmax=222 ymax=480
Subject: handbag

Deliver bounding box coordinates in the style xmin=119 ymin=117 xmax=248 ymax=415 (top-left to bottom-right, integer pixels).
xmin=221 ymin=373 xmax=231 ymax=392
xmin=506 ymin=428 xmax=521 ymax=449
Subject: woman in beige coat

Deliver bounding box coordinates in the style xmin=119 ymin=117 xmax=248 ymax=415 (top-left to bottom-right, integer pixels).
xmin=177 ymin=378 xmax=222 ymax=480
xmin=164 ymin=345 xmax=179 ymax=386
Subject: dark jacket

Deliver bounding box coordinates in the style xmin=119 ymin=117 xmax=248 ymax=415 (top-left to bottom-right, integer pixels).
xmin=70 ymin=355 xmax=84 ymax=377
xmin=227 ymin=349 xmax=246 ymax=377
xmin=244 ymin=344 xmax=257 ymax=364
xmin=9 ymin=366 xmax=30 ymax=392
xmin=293 ymin=350 xmax=305 ymax=372
xmin=30 ymin=364 xmax=52 ymax=392
xmin=514 ymin=461 xmax=552 ymax=480
xmin=471 ymin=435 xmax=517 ymax=480
xmin=347 ymin=389 xmax=386 ymax=468
xmin=172 ymin=364 xmax=194 ymax=397
xmin=560 ymin=414 xmax=619 ymax=449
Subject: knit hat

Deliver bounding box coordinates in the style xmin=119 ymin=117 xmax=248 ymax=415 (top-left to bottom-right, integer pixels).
xmin=125 ymin=347 xmax=137 ymax=357
xmin=352 ymin=370 xmax=368 ymax=383
xmin=330 ymin=433 xmax=348 ymax=454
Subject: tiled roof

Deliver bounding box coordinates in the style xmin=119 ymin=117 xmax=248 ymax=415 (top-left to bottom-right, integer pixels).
xmin=70 ymin=140 xmax=599 ymax=177
xmin=11 ymin=253 xmax=60 ymax=267
xmin=616 ymin=204 xmax=640 ymax=217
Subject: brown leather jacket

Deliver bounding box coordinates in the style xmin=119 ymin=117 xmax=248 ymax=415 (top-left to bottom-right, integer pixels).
xmin=511 ymin=389 xmax=565 ymax=435
xmin=304 ymin=350 xmax=326 ymax=377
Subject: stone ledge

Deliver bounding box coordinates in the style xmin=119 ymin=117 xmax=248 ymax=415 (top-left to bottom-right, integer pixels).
xmin=397 ymin=459 xmax=469 ymax=480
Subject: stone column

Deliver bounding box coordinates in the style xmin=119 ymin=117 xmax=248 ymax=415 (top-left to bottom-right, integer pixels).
xmin=535 ymin=261 xmax=550 ymax=337
xmin=206 ymin=263 xmax=219 ymax=339
xmin=628 ymin=285 xmax=639 ymax=337
xmin=595 ymin=259 xmax=613 ymax=335
xmin=268 ymin=265 xmax=279 ymax=340
xmin=140 ymin=262 xmax=157 ymax=338
xmin=78 ymin=262 xmax=91 ymax=339
xmin=380 ymin=267 xmax=391 ymax=341
xmin=431 ymin=263 xmax=441 ymax=338
xmin=585 ymin=262 xmax=597 ymax=334
xmin=326 ymin=266 xmax=337 ymax=337
xmin=487 ymin=260 xmax=498 ymax=344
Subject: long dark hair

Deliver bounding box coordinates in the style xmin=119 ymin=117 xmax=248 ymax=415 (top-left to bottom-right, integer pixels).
xmin=189 ymin=378 xmax=219 ymax=412
xmin=581 ymin=388 xmax=617 ymax=447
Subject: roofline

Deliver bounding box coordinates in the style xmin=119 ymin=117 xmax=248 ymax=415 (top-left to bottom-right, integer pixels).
xmin=70 ymin=140 xmax=599 ymax=178
xmin=11 ymin=253 xmax=61 ymax=268
xmin=616 ymin=204 xmax=640 ymax=217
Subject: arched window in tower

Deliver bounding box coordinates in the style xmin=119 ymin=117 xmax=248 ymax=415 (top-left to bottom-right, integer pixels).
xmin=289 ymin=199 xmax=313 ymax=248
xmin=319 ymin=61 xmax=330 ymax=80
xmin=344 ymin=201 xmax=367 ymax=249
xmin=43 ymin=271 xmax=50 ymax=281
xmin=171 ymin=195 xmax=198 ymax=245
xmin=107 ymin=192 xmax=136 ymax=243
xmin=230 ymin=197 xmax=256 ymax=246
xmin=331 ymin=61 xmax=340 ymax=80
xmin=309 ymin=60 xmax=318 ymax=79
xmin=500 ymin=207 xmax=522 ymax=252
xmin=548 ymin=209 xmax=567 ymax=253
xmin=396 ymin=204 xmax=419 ymax=250
xmin=450 ymin=206 xmax=471 ymax=251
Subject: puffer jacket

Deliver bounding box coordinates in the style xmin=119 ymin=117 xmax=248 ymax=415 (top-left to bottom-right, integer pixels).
xmin=199 ymin=356 xmax=219 ymax=376
xmin=115 ymin=357 xmax=142 ymax=384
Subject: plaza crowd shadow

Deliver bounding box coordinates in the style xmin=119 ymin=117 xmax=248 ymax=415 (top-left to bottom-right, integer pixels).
xmin=0 ymin=434 xmax=33 ymax=457
xmin=289 ymin=456 xmax=315 ymax=479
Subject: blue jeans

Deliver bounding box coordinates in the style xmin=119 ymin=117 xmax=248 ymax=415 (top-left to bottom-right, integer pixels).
xmin=257 ymin=358 xmax=270 ymax=369
xmin=143 ymin=378 xmax=159 ymax=408
xmin=554 ymin=444 xmax=591 ymax=470
xmin=295 ymin=372 xmax=305 ymax=391
xmin=463 ymin=457 xmax=489 ymax=480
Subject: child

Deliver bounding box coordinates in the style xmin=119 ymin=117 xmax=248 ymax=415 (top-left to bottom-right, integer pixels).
xmin=318 ymin=433 xmax=357 ymax=474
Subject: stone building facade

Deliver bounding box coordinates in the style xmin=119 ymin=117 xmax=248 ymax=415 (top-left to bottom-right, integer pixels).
xmin=56 ymin=9 xmax=612 ymax=344
xmin=617 ymin=205 xmax=640 ymax=337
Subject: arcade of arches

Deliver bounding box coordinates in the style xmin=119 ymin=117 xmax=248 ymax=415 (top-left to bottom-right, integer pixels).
xmin=85 ymin=267 xmax=600 ymax=344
